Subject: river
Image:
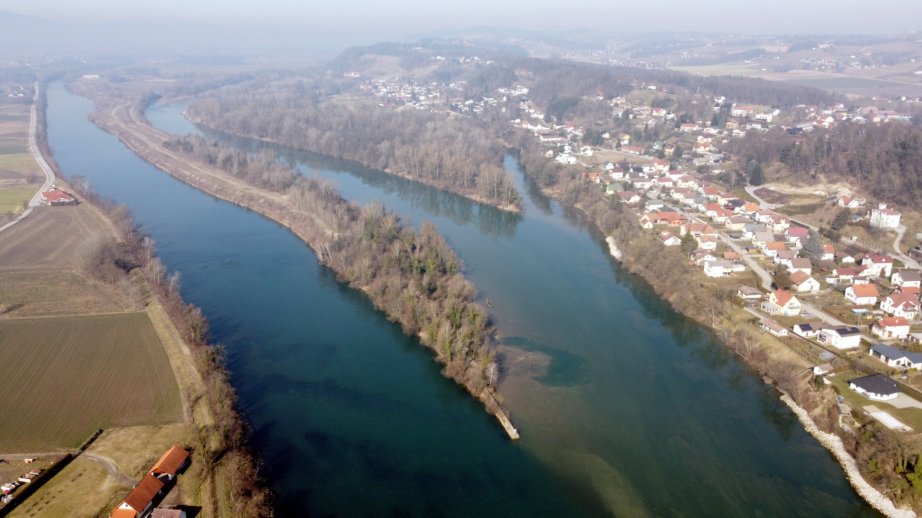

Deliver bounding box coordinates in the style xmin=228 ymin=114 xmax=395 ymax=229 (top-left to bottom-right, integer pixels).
xmin=46 ymin=85 xmax=876 ymax=516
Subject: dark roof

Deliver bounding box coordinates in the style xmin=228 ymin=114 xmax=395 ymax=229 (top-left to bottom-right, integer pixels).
xmin=828 ymin=326 xmax=861 ymax=336
xmin=871 ymin=344 xmax=922 ymax=364
xmin=794 ymin=323 xmax=814 ymax=332
xmin=849 ymin=374 xmax=900 ymax=396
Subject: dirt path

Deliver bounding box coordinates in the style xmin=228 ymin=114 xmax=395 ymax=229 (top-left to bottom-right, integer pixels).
xmin=80 ymin=452 xmax=135 ymax=486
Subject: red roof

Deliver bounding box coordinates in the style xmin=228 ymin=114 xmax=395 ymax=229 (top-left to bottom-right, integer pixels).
xmin=41 ymin=189 xmax=76 ymax=204
xmin=850 ymin=284 xmax=879 ymax=298
xmin=772 ymin=289 xmax=794 ymax=306
xmin=150 ymin=446 xmax=190 ymax=478
xmin=878 ymin=317 xmax=909 ymax=327
xmin=114 ymin=474 xmax=163 ymax=516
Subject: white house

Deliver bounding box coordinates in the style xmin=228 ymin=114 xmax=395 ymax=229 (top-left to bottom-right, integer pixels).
xmin=880 ymin=293 xmax=920 ymax=320
xmin=660 ymin=231 xmax=681 ymax=247
xmin=790 ymin=271 xmax=820 ymax=293
xmin=817 ymin=326 xmax=863 ymax=350
xmin=862 ymin=254 xmax=894 ymax=278
xmin=892 ymin=270 xmax=922 ymax=289
xmin=792 ymin=323 xmax=818 ymax=338
xmin=737 ymin=286 xmax=762 ymax=301
xmin=703 ymin=260 xmax=733 ymax=278
xmin=849 ymin=373 xmax=900 ymax=401
xmin=845 ymin=284 xmax=879 ymax=306
xmin=761 ymin=289 xmax=801 ymax=317
xmin=760 ymin=318 xmax=788 ymax=337
xmin=869 ymin=203 xmax=901 ymax=229
xmin=872 ymin=317 xmax=911 ymax=340
xmin=871 ymin=343 xmax=922 ymax=369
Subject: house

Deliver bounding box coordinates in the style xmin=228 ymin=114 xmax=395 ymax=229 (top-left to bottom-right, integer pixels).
xmin=111 ymin=474 xmax=164 ymax=518
xmin=845 ymin=284 xmax=879 ymax=306
xmin=788 ymin=258 xmax=812 ymax=276
xmin=837 ymin=195 xmax=864 ymax=209
xmin=880 ymin=293 xmax=920 ymax=320
xmin=149 ymin=446 xmax=191 ymax=481
xmin=786 ymin=227 xmax=809 ymax=244
xmin=618 ymin=191 xmax=642 ymax=204
xmin=40 ymin=188 xmax=77 ymax=206
xmin=790 ymin=271 xmax=820 ymax=293
xmin=660 ymin=231 xmax=681 ymax=247
xmin=872 ymin=317 xmax=911 ymax=340
xmin=737 ymin=286 xmax=762 ymax=301
xmin=869 ymin=203 xmax=901 ymax=229
xmin=151 ymin=509 xmax=188 ymax=518
xmin=826 ymin=267 xmax=858 ymax=285
xmin=763 ymin=241 xmax=787 ymax=258
xmin=892 ymin=270 xmax=922 ymax=289
xmin=760 ymin=318 xmax=788 ymax=337
xmin=849 ymin=373 xmax=900 ymax=401
xmin=762 ymin=289 xmax=801 ymax=316
xmin=703 ymin=260 xmax=734 ymax=278
xmin=817 ymin=326 xmax=863 ymax=349
xmin=821 ymin=243 xmax=835 ymax=262
xmin=862 ymin=254 xmax=894 ymax=278
xmin=696 ymin=234 xmax=719 ymax=251
xmin=871 ymin=343 xmax=922 ymax=369
xmin=793 ymin=323 xmax=818 ymax=338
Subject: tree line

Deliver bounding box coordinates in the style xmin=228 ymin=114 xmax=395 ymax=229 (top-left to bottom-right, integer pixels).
xmin=725 ymin=121 xmax=922 ymax=206
xmin=162 ymin=135 xmax=500 ymax=394
xmin=185 ymin=89 xmax=521 ymax=210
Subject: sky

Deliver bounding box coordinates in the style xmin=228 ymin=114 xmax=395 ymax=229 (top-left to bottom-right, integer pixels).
xmin=6 ymin=0 xmax=922 ymax=36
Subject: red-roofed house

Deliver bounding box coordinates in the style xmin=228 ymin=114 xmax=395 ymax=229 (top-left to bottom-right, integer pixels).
xmin=881 ymin=293 xmax=920 ymax=320
xmin=872 ymin=317 xmax=911 ymax=339
xmin=40 ymin=188 xmax=77 ymax=206
xmin=762 ymin=289 xmax=802 ymax=316
xmin=845 ymin=284 xmax=879 ymax=305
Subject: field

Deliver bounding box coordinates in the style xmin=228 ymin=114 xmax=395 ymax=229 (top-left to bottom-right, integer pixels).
xmin=0 ymin=206 xmax=109 ymax=270
xmin=0 ymin=105 xmax=39 ymax=212
xmin=0 ymin=270 xmax=134 ymax=317
xmin=0 ymin=313 xmax=183 ymax=451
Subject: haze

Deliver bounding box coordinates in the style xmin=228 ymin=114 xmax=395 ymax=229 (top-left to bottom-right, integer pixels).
xmin=3 ymin=0 xmax=922 ymax=58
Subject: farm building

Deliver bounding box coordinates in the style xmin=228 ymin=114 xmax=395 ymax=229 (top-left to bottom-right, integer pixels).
xmin=40 ymin=188 xmax=77 ymax=206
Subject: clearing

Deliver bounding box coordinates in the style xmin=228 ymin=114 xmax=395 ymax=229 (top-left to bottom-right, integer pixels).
xmin=0 ymin=312 xmax=183 ymax=451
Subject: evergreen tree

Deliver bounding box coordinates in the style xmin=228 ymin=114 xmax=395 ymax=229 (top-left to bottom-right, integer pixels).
xmin=803 ymin=229 xmax=824 ymax=260
xmin=680 ymin=233 xmax=698 ymax=253
xmin=749 ymin=162 xmax=765 ymax=186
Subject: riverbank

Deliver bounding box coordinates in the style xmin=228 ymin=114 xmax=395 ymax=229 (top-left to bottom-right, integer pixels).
xmin=781 ymin=394 xmax=915 ymax=518
xmin=82 ymin=92 xmax=519 ymax=440
xmin=29 ymin=85 xmax=271 ymax=516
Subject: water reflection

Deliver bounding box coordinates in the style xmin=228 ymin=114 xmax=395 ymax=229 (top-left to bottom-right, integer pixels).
xmin=193 ymin=126 xmax=524 ymax=240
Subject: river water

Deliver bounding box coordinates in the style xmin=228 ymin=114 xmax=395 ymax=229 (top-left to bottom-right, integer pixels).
xmin=45 ymin=85 xmax=875 ymax=516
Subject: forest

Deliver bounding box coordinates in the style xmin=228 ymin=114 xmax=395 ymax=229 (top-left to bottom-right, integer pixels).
xmin=185 ymin=89 xmax=521 ymax=210
xmin=725 ymin=121 xmax=922 ymax=206
xmin=161 ymin=135 xmax=500 ymax=393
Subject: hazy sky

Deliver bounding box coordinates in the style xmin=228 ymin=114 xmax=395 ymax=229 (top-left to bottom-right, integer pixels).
xmin=6 ymin=0 xmax=922 ymax=36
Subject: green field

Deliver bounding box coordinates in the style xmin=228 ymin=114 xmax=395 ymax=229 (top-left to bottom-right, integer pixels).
xmin=0 ymin=188 xmax=33 ymax=213
xmin=0 ymin=312 xmax=182 ymax=451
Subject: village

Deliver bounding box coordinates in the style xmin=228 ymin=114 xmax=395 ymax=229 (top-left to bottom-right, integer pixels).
xmin=529 ymin=110 xmax=922 ymax=437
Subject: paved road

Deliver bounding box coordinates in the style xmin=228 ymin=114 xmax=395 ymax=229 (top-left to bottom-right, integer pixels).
xmin=893 ymin=225 xmax=921 ymax=269
xmin=27 ymin=81 xmax=55 ymax=207
xmin=682 ymin=210 xmax=845 ymax=326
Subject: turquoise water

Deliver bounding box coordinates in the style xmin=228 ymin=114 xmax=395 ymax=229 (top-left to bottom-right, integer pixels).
xmin=46 ymin=91 xmax=879 ymax=516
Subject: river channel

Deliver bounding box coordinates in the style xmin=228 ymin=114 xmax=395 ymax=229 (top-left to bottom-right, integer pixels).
xmin=45 ymin=84 xmax=875 ymax=516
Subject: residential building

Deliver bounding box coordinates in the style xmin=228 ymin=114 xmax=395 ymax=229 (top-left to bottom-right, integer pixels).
xmin=872 ymin=317 xmax=911 ymax=340
xmin=845 ymin=284 xmax=879 ymax=306
xmin=762 ymin=289 xmax=801 ymax=316
xmin=849 ymin=373 xmax=900 ymax=401
xmin=817 ymin=326 xmax=863 ymax=349
xmin=869 ymin=203 xmax=901 ymax=229
xmin=790 ymin=271 xmax=820 ymax=293
xmin=880 ymin=293 xmax=920 ymax=320
xmin=871 ymin=343 xmax=922 ymax=369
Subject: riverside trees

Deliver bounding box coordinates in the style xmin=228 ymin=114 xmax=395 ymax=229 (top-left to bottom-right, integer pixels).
xmin=162 ymin=135 xmax=498 ymax=393
xmin=186 ymin=89 xmax=521 ymax=210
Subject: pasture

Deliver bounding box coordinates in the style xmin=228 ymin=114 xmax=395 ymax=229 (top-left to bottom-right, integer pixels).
xmin=0 ymin=312 xmax=182 ymax=451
